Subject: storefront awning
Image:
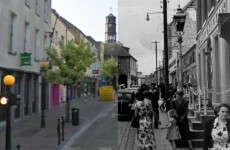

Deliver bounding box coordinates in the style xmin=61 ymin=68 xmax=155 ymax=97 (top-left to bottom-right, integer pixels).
xmin=219 ymin=13 xmax=230 ymax=41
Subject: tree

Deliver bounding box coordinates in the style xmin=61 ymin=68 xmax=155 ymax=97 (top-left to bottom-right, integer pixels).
xmin=45 ymin=40 xmax=96 ymax=122
xmin=101 ymin=57 xmax=118 ymax=86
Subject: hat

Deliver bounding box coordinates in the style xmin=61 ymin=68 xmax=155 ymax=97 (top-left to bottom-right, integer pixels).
xmin=135 ymin=91 xmax=144 ymax=101
xmin=176 ymin=91 xmax=184 ymax=96
xmin=150 ymin=83 xmax=156 ymax=87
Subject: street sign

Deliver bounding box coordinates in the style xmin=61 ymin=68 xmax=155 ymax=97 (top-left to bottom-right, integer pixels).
xmin=20 ymin=53 xmax=31 ymax=66
xmin=93 ymin=70 xmax=99 ymax=74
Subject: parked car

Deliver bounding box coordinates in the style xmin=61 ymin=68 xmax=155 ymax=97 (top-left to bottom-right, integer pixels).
xmin=118 ymin=89 xmax=135 ymax=121
xmin=118 ymin=84 xmax=126 ymax=89
xmin=130 ymin=84 xmax=141 ymax=89
xmin=125 ymin=87 xmax=139 ymax=94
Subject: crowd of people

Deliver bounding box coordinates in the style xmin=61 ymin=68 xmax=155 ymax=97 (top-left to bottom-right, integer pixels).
xmin=132 ymin=83 xmax=230 ymax=150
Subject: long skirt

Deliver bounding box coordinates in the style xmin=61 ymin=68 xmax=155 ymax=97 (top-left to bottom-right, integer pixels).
xmin=137 ymin=119 xmax=156 ymax=150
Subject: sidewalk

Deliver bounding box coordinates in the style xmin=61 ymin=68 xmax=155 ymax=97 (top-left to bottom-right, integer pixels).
xmin=0 ymin=95 xmax=98 ymax=150
xmin=154 ymin=111 xmax=172 ymax=150
xmin=156 ymin=111 xmax=203 ymax=150
xmin=133 ymin=110 xmax=195 ymax=150
xmin=132 ymin=110 xmax=172 ymax=150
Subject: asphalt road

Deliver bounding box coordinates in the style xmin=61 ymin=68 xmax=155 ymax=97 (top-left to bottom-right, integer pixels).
xmin=61 ymin=100 xmax=117 ymax=150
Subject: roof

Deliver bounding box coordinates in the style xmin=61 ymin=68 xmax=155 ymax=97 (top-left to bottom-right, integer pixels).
xmin=104 ymin=42 xmax=137 ymax=61
xmin=51 ymin=9 xmax=86 ymax=38
xmin=106 ymin=13 xmax=115 ymax=18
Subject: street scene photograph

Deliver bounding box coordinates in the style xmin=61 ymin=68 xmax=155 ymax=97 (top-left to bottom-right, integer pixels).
xmin=0 ymin=0 xmax=230 ymax=150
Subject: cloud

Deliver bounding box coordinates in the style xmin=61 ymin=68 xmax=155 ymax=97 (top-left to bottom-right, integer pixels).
xmin=118 ymin=0 xmax=190 ymax=75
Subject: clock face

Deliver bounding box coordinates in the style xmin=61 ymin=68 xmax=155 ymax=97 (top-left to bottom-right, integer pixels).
xmin=109 ymin=24 xmax=112 ymax=27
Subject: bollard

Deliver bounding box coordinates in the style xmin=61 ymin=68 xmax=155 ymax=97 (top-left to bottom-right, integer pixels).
xmin=61 ymin=116 xmax=65 ymax=141
xmin=16 ymin=144 xmax=21 ymax=150
xmin=57 ymin=118 xmax=61 ymax=145
xmin=84 ymin=83 xmax=87 ymax=104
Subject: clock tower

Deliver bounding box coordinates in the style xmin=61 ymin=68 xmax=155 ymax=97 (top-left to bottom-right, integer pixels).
xmin=105 ymin=13 xmax=116 ymax=43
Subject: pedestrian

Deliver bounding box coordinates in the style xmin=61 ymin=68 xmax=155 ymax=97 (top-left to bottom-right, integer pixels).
xmin=203 ymin=103 xmax=230 ymax=150
xmin=150 ymin=85 xmax=160 ymax=128
xmin=158 ymin=82 xmax=165 ymax=99
xmin=134 ymin=86 xmax=161 ymax=150
xmin=160 ymin=109 xmax=181 ymax=150
xmin=171 ymin=91 xmax=194 ymax=150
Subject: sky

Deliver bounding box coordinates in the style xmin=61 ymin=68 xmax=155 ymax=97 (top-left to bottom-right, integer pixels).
xmin=51 ymin=0 xmax=118 ymax=42
xmin=118 ymin=0 xmax=191 ymax=75
xmin=52 ymin=0 xmax=191 ymax=75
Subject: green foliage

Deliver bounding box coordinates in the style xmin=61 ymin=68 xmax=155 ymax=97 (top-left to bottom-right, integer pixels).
xmin=101 ymin=57 xmax=118 ymax=80
xmin=45 ymin=40 xmax=96 ymax=85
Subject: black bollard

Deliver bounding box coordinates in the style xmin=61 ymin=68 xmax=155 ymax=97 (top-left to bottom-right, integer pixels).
xmin=16 ymin=144 xmax=21 ymax=150
xmin=57 ymin=118 xmax=61 ymax=145
xmin=61 ymin=116 xmax=65 ymax=141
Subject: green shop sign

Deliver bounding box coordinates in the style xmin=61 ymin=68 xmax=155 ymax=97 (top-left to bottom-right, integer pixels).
xmin=20 ymin=53 xmax=31 ymax=66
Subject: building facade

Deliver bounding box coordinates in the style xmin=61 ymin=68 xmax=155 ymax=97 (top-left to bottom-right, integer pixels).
xmin=104 ymin=13 xmax=138 ymax=89
xmin=50 ymin=9 xmax=76 ymax=105
xmin=0 ymin=0 xmax=52 ymax=122
xmin=168 ymin=0 xmax=197 ymax=90
xmin=196 ymin=0 xmax=230 ymax=104
xmin=52 ymin=10 xmax=101 ymax=101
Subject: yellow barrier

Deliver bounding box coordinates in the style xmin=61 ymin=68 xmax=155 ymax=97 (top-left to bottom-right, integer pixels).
xmin=99 ymin=86 xmax=114 ymax=101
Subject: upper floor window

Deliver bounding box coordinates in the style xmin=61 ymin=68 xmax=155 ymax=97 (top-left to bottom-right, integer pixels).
xmin=55 ymin=30 xmax=58 ymax=44
xmin=25 ymin=0 xmax=31 ymax=7
xmin=24 ymin=22 xmax=30 ymax=53
xmin=35 ymin=29 xmax=40 ymax=60
xmin=61 ymin=35 xmax=65 ymax=44
xmin=35 ymin=0 xmax=40 ymax=16
xmin=44 ymin=0 xmax=49 ymax=23
xmin=9 ymin=12 xmax=18 ymax=54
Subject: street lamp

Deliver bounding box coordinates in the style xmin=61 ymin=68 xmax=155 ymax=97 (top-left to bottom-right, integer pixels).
xmin=145 ymin=12 xmax=162 ymax=21
xmin=173 ymin=5 xmax=186 ymax=91
xmin=146 ymin=0 xmax=170 ymax=111
xmin=2 ymin=75 xmax=15 ymax=150
xmin=145 ymin=12 xmax=161 ymax=87
xmin=40 ymin=59 xmax=49 ymax=128
xmin=40 ymin=68 xmax=46 ymax=128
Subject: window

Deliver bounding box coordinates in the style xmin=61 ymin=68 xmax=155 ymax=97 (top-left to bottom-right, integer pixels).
xmin=43 ymin=34 xmax=48 ymax=49
xmin=9 ymin=12 xmax=17 ymax=53
xmin=35 ymin=0 xmax=40 ymax=16
xmin=35 ymin=29 xmax=40 ymax=60
xmin=24 ymin=22 xmax=30 ymax=52
xmin=43 ymin=34 xmax=49 ymax=58
xmin=44 ymin=0 xmax=49 ymax=22
xmin=61 ymin=35 xmax=65 ymax=44
xmin=25 ymin=0 xmax=31 ymax=7
xmin=55 ymin=30 xmax=58 ymax=44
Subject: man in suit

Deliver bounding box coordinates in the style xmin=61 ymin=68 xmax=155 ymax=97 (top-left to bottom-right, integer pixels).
xmin=150 ymin=83 xmax=160 ymax=129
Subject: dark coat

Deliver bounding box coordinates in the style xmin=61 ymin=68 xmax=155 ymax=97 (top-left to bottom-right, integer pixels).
xmin=203 ymin=118 xmax=230 ymax=150
xmin=150 ymin=90 xmax=159 ymax=108
xmin=171 ymin=98 xmax=190 ymax=139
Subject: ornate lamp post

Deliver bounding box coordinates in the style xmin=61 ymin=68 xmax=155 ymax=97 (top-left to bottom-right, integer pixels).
xmin=173 ymin=5 xmax=186 ymax=91
xmin=3 ymin=75 xmax=15 ymax=150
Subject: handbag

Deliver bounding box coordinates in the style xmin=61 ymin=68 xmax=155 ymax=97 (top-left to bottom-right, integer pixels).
xmin=131 ymin=115 xmax=139 ymax=128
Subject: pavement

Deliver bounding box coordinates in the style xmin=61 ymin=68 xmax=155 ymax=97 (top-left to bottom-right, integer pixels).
xmin=132 ymin=110 xmax=202 ymax=150
xmin=0 ymin=95 xmax=99 ymax=150
xmin=0 ymin=95 xmax=200 ymax=150
xmin=131 ymin=110 xmax=173 ymax=150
